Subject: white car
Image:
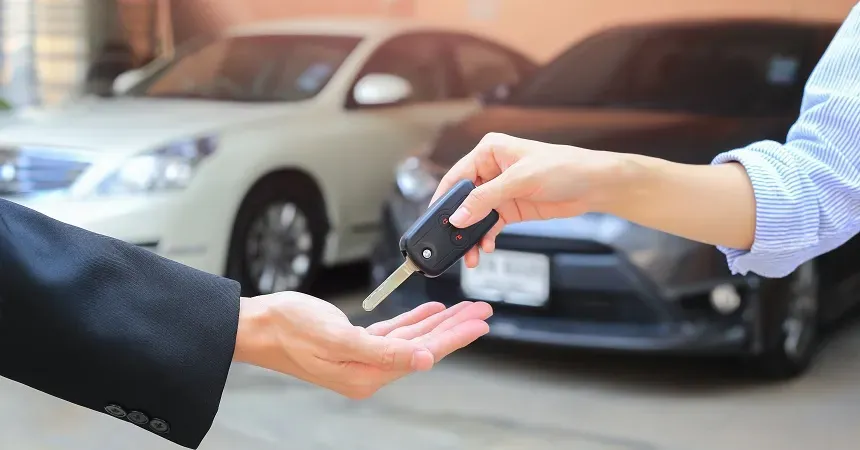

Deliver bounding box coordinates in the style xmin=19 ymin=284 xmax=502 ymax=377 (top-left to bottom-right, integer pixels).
xmin=0 ymin=18 xmax=537 ymax=295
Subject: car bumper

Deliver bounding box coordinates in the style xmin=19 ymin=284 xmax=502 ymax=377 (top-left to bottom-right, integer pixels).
xmin=372 ymin=204 xmax=759 ymax=355
xmin=5 ymin=193 xmax=230 ymax=275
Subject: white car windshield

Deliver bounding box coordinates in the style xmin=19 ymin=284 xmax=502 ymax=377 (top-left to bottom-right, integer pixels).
xmin=127 ymin=34 xmax=362 ymax=102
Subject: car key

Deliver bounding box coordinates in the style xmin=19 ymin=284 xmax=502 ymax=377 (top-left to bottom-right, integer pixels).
xmin=362 ymin=179 xmax=500 ymax=312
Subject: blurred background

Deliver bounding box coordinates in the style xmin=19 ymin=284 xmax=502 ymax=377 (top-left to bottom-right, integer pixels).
xmin=2 ymin=0 xmax=860 ymax=449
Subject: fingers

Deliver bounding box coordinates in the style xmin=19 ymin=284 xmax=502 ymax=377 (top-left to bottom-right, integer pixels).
xmin=463 ymin=246 xmax=480 ymax=268
xmin=480 ymin=215 xmax=508 ymax=253
xmin=321 ymin=302 xmax=493 ymax=399
xmin=415 ymin=301 xmax=493 ymax=346
xmin=347 ymin=333 xmax=434 ymax=372
xmin=352 ymin=302 xmax=492 ymax=372
xmin=421 ymin=320 xmax=490 ymax=361
xmin=406 ymin=302 xmax=493 ymax=363
xmin=385 ymin=301 xmax=473 ymax=340
xmin=365 ymin=302 xmax=446 ymax=336
xmin=430 ymin=151 xmax=479 ymax=206
xmin=430 ymin=132 xmax=509 ymax=207
xmin=449 ymin=174 xmax=510 ymax=228
xmin=461 ymin=216 xmax=506 ymax=268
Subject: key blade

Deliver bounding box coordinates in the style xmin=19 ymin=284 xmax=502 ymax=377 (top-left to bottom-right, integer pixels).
xmin=362 ymin=258 xmax=418 ymax=311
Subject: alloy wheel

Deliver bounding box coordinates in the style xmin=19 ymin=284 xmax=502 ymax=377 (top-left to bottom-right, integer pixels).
xmin=245 ymin=202 xmax=314 ymax=294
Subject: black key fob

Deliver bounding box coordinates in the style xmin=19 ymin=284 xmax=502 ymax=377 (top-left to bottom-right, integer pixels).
xmin=399 ymin=179 xmax=500 ymax=277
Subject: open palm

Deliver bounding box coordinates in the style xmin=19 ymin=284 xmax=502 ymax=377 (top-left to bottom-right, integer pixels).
xmin=246 ymin=292 xmax=492 ymax=399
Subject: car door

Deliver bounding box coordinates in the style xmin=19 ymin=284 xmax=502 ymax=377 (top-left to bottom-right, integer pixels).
xmin=337 ymin=32 xmax=478 ymax=245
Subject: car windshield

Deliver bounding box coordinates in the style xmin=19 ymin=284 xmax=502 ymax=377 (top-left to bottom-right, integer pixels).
xmin=506 ymin=23 xmax=815 ymax=116
xmin=126 ymin=34 xmax=363 ymax=102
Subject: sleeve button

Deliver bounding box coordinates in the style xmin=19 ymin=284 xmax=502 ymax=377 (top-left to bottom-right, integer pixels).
xmin=104 ymin=404 xmax=127 ymax=418
xmin=149 ymin=418 xmax=170 ymax=434
xmin=126 ymin=411 xmax=149 ymax=425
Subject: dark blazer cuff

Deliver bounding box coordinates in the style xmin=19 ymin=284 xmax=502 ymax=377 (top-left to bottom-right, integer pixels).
xmin=92 ymin=272 xmax=241 ymax=449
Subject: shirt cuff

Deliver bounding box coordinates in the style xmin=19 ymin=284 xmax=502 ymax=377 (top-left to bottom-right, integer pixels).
xmin=711 ymin=141 xmax=820 ymax=278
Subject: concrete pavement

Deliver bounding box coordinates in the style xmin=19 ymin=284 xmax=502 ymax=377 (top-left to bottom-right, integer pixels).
xmin=3 ymin=289 xmax=860 ymax=450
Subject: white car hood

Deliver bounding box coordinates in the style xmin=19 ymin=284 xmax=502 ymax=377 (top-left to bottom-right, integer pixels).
xmin=0 ymin=96 xmax=301 ymax=153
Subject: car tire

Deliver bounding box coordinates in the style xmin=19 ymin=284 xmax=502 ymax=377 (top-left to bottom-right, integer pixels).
xmin=748 ymin=260 xmax=820 ymax=380
xmin=226 ymin=175 xmax=328 ymax=297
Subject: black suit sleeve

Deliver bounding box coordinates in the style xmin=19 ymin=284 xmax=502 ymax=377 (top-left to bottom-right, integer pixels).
xmin=0 ymin=198 xmax=241 ymax=448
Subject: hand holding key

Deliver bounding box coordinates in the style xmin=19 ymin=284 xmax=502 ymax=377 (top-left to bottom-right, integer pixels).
xmin=431 ymin=132 xmax=628 ymax=267
xmin=362 ymin=131 xmax=621 ymax=311
xmin=363 ymin=178 xmax=500 ymax=311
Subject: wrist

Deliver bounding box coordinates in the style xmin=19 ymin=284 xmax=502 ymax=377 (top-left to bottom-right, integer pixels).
xmin=233 ymin=297 xmax=274 ymax=366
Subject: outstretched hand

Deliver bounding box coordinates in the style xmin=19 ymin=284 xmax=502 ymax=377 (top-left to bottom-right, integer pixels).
xmin=234 ymin=292 xmax=492 ymax=399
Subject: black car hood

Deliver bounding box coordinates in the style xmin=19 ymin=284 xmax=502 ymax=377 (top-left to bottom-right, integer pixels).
xmin=502 ymin=214 xmax=674 ymax=267
xmin=503 ymin=214 xmax=629 ymax=242
xmin=493 ymin=214 xmax=734 ymax=297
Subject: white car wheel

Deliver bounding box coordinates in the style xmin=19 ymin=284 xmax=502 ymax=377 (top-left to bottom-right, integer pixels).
xmin=227 ymin=175 xmax=327 ymax=296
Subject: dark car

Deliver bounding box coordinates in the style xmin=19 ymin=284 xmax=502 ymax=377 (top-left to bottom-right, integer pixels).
xmin=369 ymin=18 xmax=860 ymax=379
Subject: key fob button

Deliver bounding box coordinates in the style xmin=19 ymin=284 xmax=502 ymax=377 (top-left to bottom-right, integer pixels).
xmin=450 ymin=230 xmax=469 ymax=247
xmin=399 ymin=179 xmax=500 ymax=278
xmin=418 ymin=242 xmax=438 ymax=262
xmin=439 ymin=209 xmax=455 ymax=227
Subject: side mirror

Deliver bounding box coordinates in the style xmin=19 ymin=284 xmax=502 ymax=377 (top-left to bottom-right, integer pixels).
xmin=112 ymin=68 xmax=146 ymax=95
xmin=353 ymin=73 xmax=413 ymax=106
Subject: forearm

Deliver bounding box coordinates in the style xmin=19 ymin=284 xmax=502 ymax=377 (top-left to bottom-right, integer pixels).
xmin=598 ymin=153 xmax=757 ymax=250
xmin=595 ymin=132 xmax=860 ymax=278
xmin=0 ymin=199 xmax=240 ymax=448
xmin=594 ymin=2 xmax=860 ymax=278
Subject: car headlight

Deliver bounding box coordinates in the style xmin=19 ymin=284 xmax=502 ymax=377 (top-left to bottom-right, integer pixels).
xmin=95 ymin=136 xmax=218 ymax=195
xmin=395 ymin=156 xmax=441 ymax=202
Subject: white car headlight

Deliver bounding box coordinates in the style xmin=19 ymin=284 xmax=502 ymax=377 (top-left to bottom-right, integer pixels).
xmin=95 ymin=136 xmax=218 ymax=195
xmin=395 ymin=156 xmax=441 ymax=202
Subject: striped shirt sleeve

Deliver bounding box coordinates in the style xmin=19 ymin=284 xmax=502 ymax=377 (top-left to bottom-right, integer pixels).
xmin=711 ymin=2 xmax=860 ymax=278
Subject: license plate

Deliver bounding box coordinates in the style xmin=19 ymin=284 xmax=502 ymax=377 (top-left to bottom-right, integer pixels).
xmin=460 ymin=250 xmax=550 ymax=307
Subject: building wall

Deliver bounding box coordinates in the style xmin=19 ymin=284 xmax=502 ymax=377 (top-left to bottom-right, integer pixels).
xmin=0 ymin=0 xmax=167 ymax=107
xmin=176 ymin=0 xmax=859 ymax=61
xmin=1 ymin=0 xmax=92 ymax=107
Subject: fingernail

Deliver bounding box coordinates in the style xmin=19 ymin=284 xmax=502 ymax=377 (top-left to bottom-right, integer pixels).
xmin=450 ymin=207 xmax=470 ymax=226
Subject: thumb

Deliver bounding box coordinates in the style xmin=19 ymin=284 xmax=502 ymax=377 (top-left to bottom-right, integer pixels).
xmin=449 ymin=176 xmax=509 ymax=228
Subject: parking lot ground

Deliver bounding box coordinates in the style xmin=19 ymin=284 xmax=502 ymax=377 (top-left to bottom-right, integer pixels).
xmin=2 ymin=266 xmax=859 ymax=450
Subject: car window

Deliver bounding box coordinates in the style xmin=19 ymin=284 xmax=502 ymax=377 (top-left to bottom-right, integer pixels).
xmin=621 ymin=28 xmax=809 ymax=115
xmin=508 ymin=27 xmax=645 ymax=107
xmin=510 ymin=24 xmax=814 ymax=117
xmin=129 ymin=34 xmax=362 ymax=102
xmin=451 ymin=37 xmax=524 ymax=96
xmin=358 ymin=35 xmax=450 ymax=102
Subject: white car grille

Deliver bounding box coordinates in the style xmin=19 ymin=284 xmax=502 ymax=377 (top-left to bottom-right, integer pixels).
xmin=0 ymin=146 xmax=93 ymax=195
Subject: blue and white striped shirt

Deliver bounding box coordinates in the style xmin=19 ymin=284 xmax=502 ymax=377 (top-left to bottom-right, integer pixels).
xmin=711 ymin=2 xmax=860 ymax=278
